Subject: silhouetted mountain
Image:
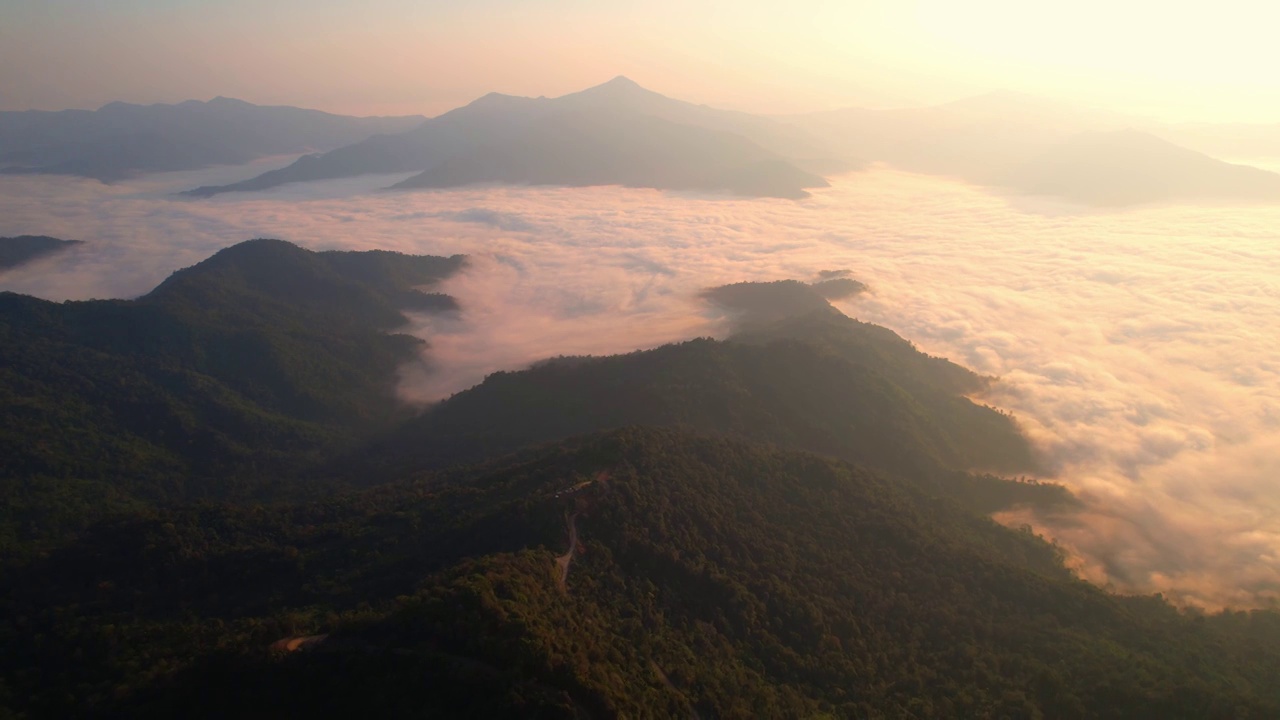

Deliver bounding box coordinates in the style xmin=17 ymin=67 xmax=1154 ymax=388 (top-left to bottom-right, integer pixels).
xmin=702 ymin=278 xmax=865 ymax=325
xmin=389 ymin=107 xmax=828 ymax=198
xmin=0 ymin=98 xmax=425 ymax=181
xmin=0 ymin=235 xmax=83 ymax=270
xmin=0 ymin=239 xmax=463 ymax=544
xmin=555 ymin=76 xmax=838 ymax=162
xmin=1002 ymin=129 xmax=1280 ymax=206
xmin=720 ymin=285 xmax=983 ymax=398
xmin=186 ymin=77 xmax=844 ymax=198
xmin=8 ymin=429 xmax=1279 ymax=718
xmin=811 ymin=276 xmax=867 ymax=300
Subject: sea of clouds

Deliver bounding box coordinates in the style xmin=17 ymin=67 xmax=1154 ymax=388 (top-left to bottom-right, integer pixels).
xmin=3 ymin=161 xmax=1278 ymax=609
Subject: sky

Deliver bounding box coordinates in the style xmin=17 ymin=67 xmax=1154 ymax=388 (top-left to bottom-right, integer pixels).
xmin=3 ymin=0 xmax=1280 ymax=122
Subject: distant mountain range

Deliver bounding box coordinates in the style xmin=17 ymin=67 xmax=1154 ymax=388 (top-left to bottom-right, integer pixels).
xmin=1002 ymin=129 xmax=1280 ymax=206
xmin=186 ymin=77 xmax=842 ymax=199
xmin=1153 ymin=121 xmax=1280 ymax=162
xmin=0 ymin=98 xmax=425 ymax=181
xmin=0 ymin=235 xmax=83 ymax=270
xmin=5 ymin=82 xmax=1280 ymax=206
xmin=786 ymin=91 xmax=1280 ymax=206
xmin=188 ymin=81 xmax=1280 ymax=206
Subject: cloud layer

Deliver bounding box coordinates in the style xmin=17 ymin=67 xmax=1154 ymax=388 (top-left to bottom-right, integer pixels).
xmin=3 ymin=163 xmax=1279 ymax=609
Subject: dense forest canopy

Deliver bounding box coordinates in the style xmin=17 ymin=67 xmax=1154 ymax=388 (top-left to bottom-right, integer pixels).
xmin=0 ymin=235 xmax=83 ymax=270
xmin=2 ymin=239 xmax=1278 ymax=719
xmin=0 ymin=239 xmax=464 ymax=549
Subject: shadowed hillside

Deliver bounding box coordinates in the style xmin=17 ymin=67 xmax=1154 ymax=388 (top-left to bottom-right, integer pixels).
xmin=4 ymin=244 xmax=1278 ymax=719
xmin=359 ymin=280 xmax=1052 ymax=514
xmin=0 ymin=235 xmax=83 ymax=270
xmin=0 ymin=239 xmax=463 ymax=545
xmin=5 ymin=430 xmax=1277 ymax=718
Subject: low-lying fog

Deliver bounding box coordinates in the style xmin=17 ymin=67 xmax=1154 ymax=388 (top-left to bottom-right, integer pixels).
xmin=3 ymin=161 xmax=1278 ymax=610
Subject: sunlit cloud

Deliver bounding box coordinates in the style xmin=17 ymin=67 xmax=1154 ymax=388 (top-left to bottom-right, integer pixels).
xmin=3 ymin=164 xmax=1279 ymax=609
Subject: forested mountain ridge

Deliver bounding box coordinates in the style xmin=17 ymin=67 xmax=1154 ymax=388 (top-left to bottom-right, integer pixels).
xmin=4 ymin=243 xmax=1279 ymax=718
xmin=359 ymin=279 xmax=1053 ymax=513
xmin=6 ymin=429 xmax=1278 ymax=718
xmin=0 ymin=239 xmax=464 ymax=548
xmin=704 ymin=279 xmax=980 ymax=397
xmin=0 ymin=236 xmax=84 ymax=271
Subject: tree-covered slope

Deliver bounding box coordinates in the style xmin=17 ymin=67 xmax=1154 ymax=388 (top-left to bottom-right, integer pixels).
xmin=0 ymin=235 xmax=84 ymax=270
xmin=0 ymin=239 xmax=464 ymax=546
xmin=705 ymin=280 xmax=979 ymax=397
xmin=362 ymin=281 xmax=1050 ymax=512
xmin=6 ymin=429 xmax=1276 ymax=718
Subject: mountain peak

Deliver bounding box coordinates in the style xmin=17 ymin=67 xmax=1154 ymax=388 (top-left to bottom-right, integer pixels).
xmin=577 ymin=75 xmax=653 ymax=98
xmin=465 ymin=91 xmax=528 ymax=109
xmin=208 ymin=96 xmax=253 ymax=107
xmin=98 ymin=100 xmax=140 ymax=112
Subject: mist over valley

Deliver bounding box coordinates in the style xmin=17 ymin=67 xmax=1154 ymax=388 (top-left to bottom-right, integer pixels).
xmin=5 ymin=6 xmax=1280 ymax=714
xmin=5 ymin=156 xmax=1279 ymax=609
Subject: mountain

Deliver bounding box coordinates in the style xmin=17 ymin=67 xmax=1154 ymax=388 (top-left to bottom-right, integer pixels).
xmin=1001 ymin=129 xmax=1280 ymax=206
xmin=6 ymin=429 xmax=1279 ymax=717
xmin=0 ymin=97 xmax=425 ymax=181
xmin=0 ymin=239 xmax=464 ymax=546
xmin=788 ymin=92 xmax=1280 ymax=206
xmin=186 ymin=77 xmax=845 ymax=198
xmin=388 ymin=106 xmax=828 ymax=198
xmin=550 ymin=76 xmax=840 ymax=164
xmin=4 ymin=242 xmax=1280 ymax=717
xmin=358 ymin=280 xmax=1056 ymax=514
xmin=0 ymin=235 xmax=83 ymax=270
xmin=701 ymin=278 xmax=867 ymax=323
xmin=785 ymin=91 xmax=1112 ymax=186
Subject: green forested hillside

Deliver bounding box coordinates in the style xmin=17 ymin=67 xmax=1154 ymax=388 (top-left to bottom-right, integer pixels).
xmin=5 ymin=430 xmax=1277 ymax=718
xmin=0 ymin=239 xmax=464 ymax=547
xmin=362 ymin=286 xmax=1054 ymax=513
xmin=4 ymin=246 xmax=1279 ymax=719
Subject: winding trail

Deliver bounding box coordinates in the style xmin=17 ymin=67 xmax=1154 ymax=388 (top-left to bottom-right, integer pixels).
xmin=555 ymin=510 xmax=580 ymax=591
xmin=268 ymin=634 xmax=328 ymax=653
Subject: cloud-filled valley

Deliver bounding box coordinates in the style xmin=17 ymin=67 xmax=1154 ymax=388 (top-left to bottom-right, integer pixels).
xmin=3 ymin=163 xmax=1279 ymax=609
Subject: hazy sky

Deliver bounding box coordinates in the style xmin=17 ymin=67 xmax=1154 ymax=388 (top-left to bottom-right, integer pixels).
xmin=2 ymin=0 xmax=1279 ymax=121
